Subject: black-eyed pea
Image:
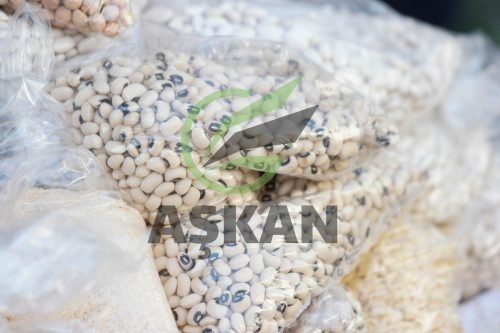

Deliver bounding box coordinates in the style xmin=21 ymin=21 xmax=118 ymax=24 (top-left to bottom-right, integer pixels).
xmin=83 ymin=134 xmax=103 ymax=149
xmin=183 ymin=187 xmax=201 ymax=207
xmin=162 ymin=194 xmax=183 ymax=208
xmin=172 ymin=307 xmax=187 ymax=326
xmin=173 ymin=179 xmax=191 ymax=196
xmin=135 ymin=165 xmax=150 ymax=178
xmin=168 ymin=295 xmax=181 ymax=308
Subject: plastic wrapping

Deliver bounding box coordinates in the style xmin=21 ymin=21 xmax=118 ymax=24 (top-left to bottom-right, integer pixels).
xmin=150 ymin=139 xmax=417 ymax=332
xmin=143 ymin=0 xmax=462 ymax=122
xmin=288 ymin=283 xmax=365 ymax=333
xmin=438 ymin=150 xmax=500 ymax=300
xmin=48 ymin=21 xmax=397 ymax=224
xmin=0 ymin=5 xmax=176 ymax=331
xmin=442 ymin=34 xmax=500 ymax=131
xmin=0 ymin=0 xmax=132 ymax=36
xmin=342 ymin=221 xmax=462 ymax=333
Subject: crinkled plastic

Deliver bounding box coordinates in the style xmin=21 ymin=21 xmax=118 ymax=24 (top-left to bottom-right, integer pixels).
xmin=343 ymin=221 xmax=462 ymax=333
xmin=0 ymin=0 xmax=132 ymax=36
xmin=142 ymin=0 xmax=462 ymax=122
xmin=288 ymin=283 xmax=365 ymax=333
xmin=47 ymin=20 xmax=398 ymax=224
xmin=149 ymin=139 xmax=417 ymax=332
xmin=0 ymin=5 xmax=174 ymax=331
xmin=440 ymin=150 xmax=500 ymax=300
xmin=443 ymin=33 xmax=500 ymax=132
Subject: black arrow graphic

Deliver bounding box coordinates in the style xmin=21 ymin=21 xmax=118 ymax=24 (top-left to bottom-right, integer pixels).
xmin=204 ymin=105 xmax=319 ymax=167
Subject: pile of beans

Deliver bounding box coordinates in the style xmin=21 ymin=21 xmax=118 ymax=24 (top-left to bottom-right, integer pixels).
xmin=0 ymin=0 xmax=131 ymax=36
xmin=343 ymin=222 xmax=462 ymax=333
xmin=150 ymin=146 xmax=419 ymax=332
xmin=143 ymin=0 xmax=461 ymax=121
xmin=48 ymin=47 xmax=396 ymax=222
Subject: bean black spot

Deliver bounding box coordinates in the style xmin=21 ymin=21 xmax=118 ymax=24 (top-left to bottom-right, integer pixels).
xmin=100 ymin=98 xmax=112 ymax=105
xmin=162 ymin=82 xmax=173 ymax=89
xmin=177 ymin=89 xmax=189 ymax=98
xmin=148 ymin=137 xmax=154 ymax=148
xmin=205 ymin=80 xmax=214 ymax=87
xmin=315 ymin=128 xmax=325 ymax=138
xmin=265 ymin=181 xmax=275 ymax=191
xmin=158 ymin=268 xmax=169 ymax=276
xmin=283 ymin=143 xmax=293 ymax=150
xmin=79 ymin=115 xmax=84 ymax=124
xmin=132 ymin=96 xmax=140 ymax=103
xmin=219 ymin=84 xmax=228 ymax=91
xmin=208 ymin=122 xmax=221 ymax=133
xmin=187 ymin=105 xmax=200 ymax=115
xmin=155 ymin=73 xmax=164 ymax=80
xmin=262 ymin=194 xmax=272 ymax=202
xmin=119 ymin=132 xmax=126 ymax=142
xmin=85 ymin=80 xmax=93 ymax=87
xmin=280 ymin=157 xmax=291 ymax=166
xmin=130 ymin=138 xmax=141 ymax=149
xmin=202 ymin=329 xmax=214 ymax=333
xmin=323 ymin=137 xmax=330 ymax=148
xmin=193 ymin=311 xmax=204 ymax=324
xmin=155 ymin=52 xmax=165 ymax=61
xmin=199 ymin=190 xmax=206 ymax=200
xmin=119 ymin=102 xmax=129 ymax=114
xmin=357 ymin=197 xmax=366 ymax=205
xmin=221 ymin=115 xmax=232 ymax=125
xmin=218 ymin=179 xmax=227 ymax=186
xmin=264 ymin=143 xmax=273 ymax=151
xmin=277 ymin=302 xmax=287 ymax=313
xmin=225 ymin=163 xmax=236 ymax=170
xmin=311 ymin=165 xmax=318 ymax=174
xmin=299 ymin=152 xmax=310 ymax=158
xmin=103 ymin=60 xmax=113 ymax=69
xmin=170 ymin=74 xmax=183 ymax=85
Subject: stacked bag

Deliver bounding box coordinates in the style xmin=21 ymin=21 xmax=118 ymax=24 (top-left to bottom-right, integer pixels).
xmin=1 ymin=0 xmax=500 ymax=332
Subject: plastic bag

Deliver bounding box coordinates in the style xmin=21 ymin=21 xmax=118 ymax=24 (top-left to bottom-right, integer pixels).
xmin=439 ymin=150 xmax=500 ymax=300
xmin=342 ymin=221 xmax=462 ymax=333
xmin=47 ymin=20 xmax=397 ymax=224
xmin=142 ymin=0 xmax=462 ymax=122
xmin=442 ymin=33 xmax=500 ymax=132
xmin=0 ymin=5 xmax=177 ymax=331
xmin=149 ymin=137 xmax=416 ymax=332
xmin=0 ymin=0 xmax=132 ymax=36
xmin=288 ymin=283 xmax=366 ymax=333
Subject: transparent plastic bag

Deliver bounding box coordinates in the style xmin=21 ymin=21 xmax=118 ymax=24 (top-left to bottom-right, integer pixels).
xmin=0 ymin=0 xmax=132 ymax=36
xmin=0 ymin=5 xmax=176 ymax=331
xmin=288 ymin=283 xmax=366 ymax=333
xmin=443 ymin=33 xmax=500 ymax=132
xmin=47 ymin=21 xmax=397 ymax=224
xmin=143 ymin=0 xmax=462 ymax=122
xmin=149 ymin=139 xmax=415 ymax=332
xmin=440 ymin=151 xmax=500 ymax=300
xmin=342 ymin=221 xmax=462 ymax=333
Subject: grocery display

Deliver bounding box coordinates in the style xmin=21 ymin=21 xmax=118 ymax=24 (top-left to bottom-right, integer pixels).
xmin=1 ymin=1 xmax=500 ymax=333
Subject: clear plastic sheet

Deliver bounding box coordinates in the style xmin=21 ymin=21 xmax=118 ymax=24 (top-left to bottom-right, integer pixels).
xmin=0 ymin=0 xmax=132 ymax=36
xmin=443 ymin=33 xmax=500 ymax=132
xmin=343 ymin=221 xmax=462 ymax=333
xmin=0 ymin=5 xmax=175 ymax=331
xmin=440 ymin=151 xmax=500 ymax=300
xmin=150 ymin=141 xmax=417 ymax=332
xmin=288 ymin=283 xmax=365 ymax=333
xmin=47 ymin=20 xmax=397 ymax=224
xmin=142 ymin=0 xmax=462 ymax=122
